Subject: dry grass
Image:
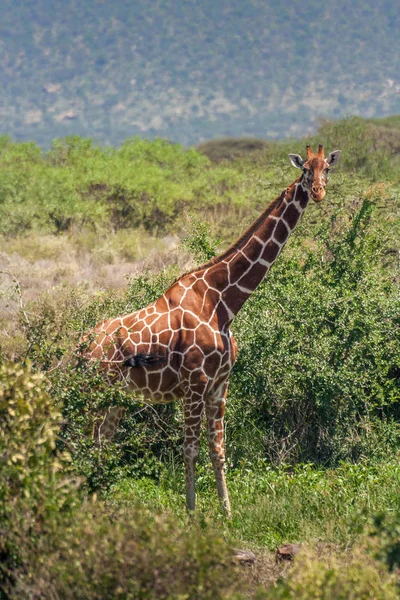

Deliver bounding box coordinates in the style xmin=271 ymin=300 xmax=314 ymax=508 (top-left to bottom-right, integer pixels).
xmin=0 ymin=229 xmax=193 ymax=358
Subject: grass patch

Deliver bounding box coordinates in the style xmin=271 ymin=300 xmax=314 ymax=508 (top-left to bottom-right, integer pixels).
xmin=110 ymin=458 xmax=400 ymax=550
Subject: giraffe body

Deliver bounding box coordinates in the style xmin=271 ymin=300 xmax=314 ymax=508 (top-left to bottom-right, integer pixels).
xmin=85 ymin=145 xmax=341 ymax=515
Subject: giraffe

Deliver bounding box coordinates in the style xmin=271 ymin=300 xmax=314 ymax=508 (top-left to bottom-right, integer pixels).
xmin=85 ymin=144 xmax=341 ymax=516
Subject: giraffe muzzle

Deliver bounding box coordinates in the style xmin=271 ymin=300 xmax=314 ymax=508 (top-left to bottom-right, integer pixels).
xmin=311 ymin=184 xmax=326 ymax=202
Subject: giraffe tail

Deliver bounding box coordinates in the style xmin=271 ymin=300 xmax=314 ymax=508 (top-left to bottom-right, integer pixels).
xmin=124 ymin=353 xmax=166 ymax=368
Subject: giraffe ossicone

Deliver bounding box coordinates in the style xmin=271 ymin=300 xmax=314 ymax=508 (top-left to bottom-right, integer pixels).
xmin=84 ymin=145 xmax=341 ymax=516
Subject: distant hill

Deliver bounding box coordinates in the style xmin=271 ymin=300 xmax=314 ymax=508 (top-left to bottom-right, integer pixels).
xmin=1 ymin=0 xmax=400 ymax=147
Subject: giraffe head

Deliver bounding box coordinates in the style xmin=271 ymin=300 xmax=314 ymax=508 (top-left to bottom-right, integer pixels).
xmin=288 ymin=145 xmax=341 ymax=202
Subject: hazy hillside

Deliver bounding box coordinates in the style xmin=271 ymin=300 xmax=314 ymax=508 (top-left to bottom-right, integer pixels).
xmin=1 ymin=0 xmax=400 ymax=146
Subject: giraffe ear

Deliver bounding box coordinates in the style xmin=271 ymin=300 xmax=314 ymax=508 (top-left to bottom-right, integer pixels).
xmin=288 ymin=154 xmax=305 ymax=169
xmin=326 ymin=150 xmax=341 ymax=167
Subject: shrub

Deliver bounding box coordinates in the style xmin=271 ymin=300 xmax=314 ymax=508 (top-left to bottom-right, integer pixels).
xmin=0 ymin=362 xmax=241 ymax=600
xmin=317 ymin=117 xmax=394 ymax=179
xmin=0 ymin=361 xmax=79 ymax=595
xmin=228 ymin=195 xmax=400 ymax=464
xmin=267 ymin=544 xmax=398 ymax=600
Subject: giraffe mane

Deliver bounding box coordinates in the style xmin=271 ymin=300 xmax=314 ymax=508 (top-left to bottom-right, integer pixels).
xmin=172 ymin=185 xmax=293 ymax=286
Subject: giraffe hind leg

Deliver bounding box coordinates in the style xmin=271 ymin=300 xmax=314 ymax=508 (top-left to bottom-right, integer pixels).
xmin=206 ymin=387 xmax=231 ymax=518
xmin=93 ymin=406 xmax=126 ymax=444
xmin=183 ymin=393 xmax=205 ymax=513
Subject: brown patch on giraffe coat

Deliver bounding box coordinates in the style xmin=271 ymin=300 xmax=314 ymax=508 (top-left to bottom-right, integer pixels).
xmin=154 ymin=314 xmax=169 ymax=332
xmin=204 ymin=264 xmax=226 ymax=290
xmin=194 ymin=323 xmax=214 ymax=349
xmin=261 ymin=240 xmax=280 ymax=263
xmin=140 ymin=327 xmax=151 ymax=344
xmin=223 ymin=288 xmax=250 ymax=314
xmin=180 ymin=274 xmax=196 ymax=289
xmin=105 ymin=319 xmax=122 ymax=335
xmin=185 ymin=414 xmax=202 ymax=426
xmin=158 ymin=328 xmax=173 ymax=346
xmin=215 ymin=301 xmax=231 ymax=324
xmin=170 ymin=351 xmax=184 ymax=371
xmin=180 ymin=328 xmax=195 ymax=347
xmin=237 ymin=261 xmax=268 ymax=290
xmin=204 ymin=352 xmax=222 ymax=376
xmin=191 ymin=278 xmax=209 ymax=298
xmin=128 ymin=331 xmax=141 ymax=345
xmin=122 ymin=313 xmax=139 ymax=328
xmin=227 ymin=255 xmax=252 ymax=283
xmin=298 ymin=189 xmax=309 ymax=209
xmin=170 ymin=308 xmax=184 ymax=330
xmin=144 ymin=313 xmax=160 ymax=326
xmin=201 ymin=287 xmax=221 ymax=314
xmin=159 ymin=366 xmax=181 ymax=392
xmin=89 ymin=340 xmax=107 ymax=360
xmin=183 ymin=347 xmax=205 ymax=370
xmin=242 ymin=237 xmax=264 ymax=261
xmin=283 ymin=203 xmax=300 ymax=229
xmin=182 ymin=310 xmax=201 ymax=330
xmin=120 ymin=337 xmax=135 ymax=355
xmin=273 ymin=220 xmax=290 ymax=244
xmin=167 ymin=283 xmax=185 ymax=307
xmin=126 ymin=366 xmax=148 ymax=389
xmin=189 ymin=380 xmax=210 ymax=395
xmin=155 ymin=296 xmax=168 ymax=312
xmin=260 ymin=216 xmax=278 ymax=240
xmin=115 ymin=327 xmax=130 ymax=347
xmin=147 ymin=372 xmax=161 ymax=391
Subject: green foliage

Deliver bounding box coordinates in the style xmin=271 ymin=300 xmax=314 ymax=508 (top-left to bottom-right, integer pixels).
xmin=113 ymin=459 xmax=400 ymax=549
xmin=197 ymin=138 xmax=270 ymax=163
xmin=0 ymin=361 xmax=79 ymax=594
xmin=267 ymin=545 xmax=399 ymax=600
xmin=317 ymin=117 xmax=396 ymax=179
xmin=7 ymin=501 xmax=240 ymax=600
xmin=181 ymin=217 xmax=221 ymax=263
xmin=0 ymin=361 xmax=70 ymax=517
xmin=229 ymin=195 xmax=400 ymax=464
xmin=370 ymin=512 xmax=400 ymax=573
xmin=0 ymin=362 xmax=241 ymax=600
xmin=0 ymin=119 xmax=398 ymax=245
xmin=0 ymin=135 xmax=246 ymax=237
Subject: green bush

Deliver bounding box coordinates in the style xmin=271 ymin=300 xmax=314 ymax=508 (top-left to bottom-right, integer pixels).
xmin=7 ymin=502 xmax=240 ymax=600
xmin=0 ymin=361 xmax=79 ymax=595
xmin=0 ymin=362 xmax=242 ymax=600
xmin=317 ymin=117 xmax=395 ymax=180
xmin=267 ymin=544 xmax=398 ymax=600
xmin=228 ymin=195 xmax=400 ymax=464
xmin=370 ymin=511 xmax=400 ymax=573
xmin=0 ymin=135 xmax=245 ymax=237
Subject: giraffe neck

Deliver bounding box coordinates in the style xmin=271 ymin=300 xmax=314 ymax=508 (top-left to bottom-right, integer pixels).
xmin=206 ymin=180 xmax=310 ymax=320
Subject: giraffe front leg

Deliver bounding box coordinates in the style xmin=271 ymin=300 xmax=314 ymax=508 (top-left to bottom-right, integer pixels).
xmin=183 ymin=393 xmax=205 ymax=513
xmin=206 ymin=386 xmax=231 ymax=518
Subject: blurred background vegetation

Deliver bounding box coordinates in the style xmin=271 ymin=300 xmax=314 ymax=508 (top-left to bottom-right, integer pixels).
xmin=0 ymin=115 xmax=400 ymax=598
xmin=1 ymin=0 xmax=400 ymax=147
